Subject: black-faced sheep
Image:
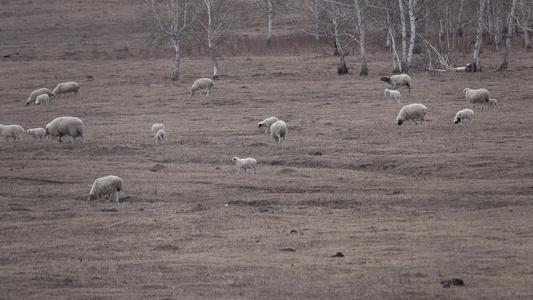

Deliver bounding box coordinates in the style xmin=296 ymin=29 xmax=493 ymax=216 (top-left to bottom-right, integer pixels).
xmin=89 ymin=175 xmax=123 ymax=202
xmin=45 ymin=116 xmax=85 ymax=143
xmin=26 ymin=88 xmax=53 ymax=105
xmin=155 ymin=129 xmax=166 ymax=145
xmin=35 ymin=94 xmax=51 ymax=106
xmin=463 ymin=88 xmax=490 ymax=110
xmin=270 ymin=120 xmax=287 ymax=143
xmin=232 ymin=157 xmax=257 ymax=175
xmin=27 ymin=128 xmax=48 ymax=141
xmin=0 ymin=124 xmax=25 ymax=142
xmin=381 ymin=74 xmax=412 ymax=92
xmin=191 ymin=78 xmax=214 ymax=96
xmin=453 ymin=109 xmax=474 ymax=124
xmin=52 ymin=82 xmax=80 ymax=97
xmin=258 ymin=117 xmax=279 ymax=134
xmin=384 ymin=88 xmax=401 ymax=103
xmin=396 ymin=103 xmax=427 ymax=125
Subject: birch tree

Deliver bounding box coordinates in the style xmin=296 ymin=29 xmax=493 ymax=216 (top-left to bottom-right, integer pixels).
xmin=498 ymin=0 xmax=518 ymax=71
xmin=190 ymin=0 xmax=235 ymax=79
xmin=519 ymin=0 xmax=532 ymax=48
xmin=254 ymin=0 xmax=286 ymax=44
xmin=142 ymin=0 xmax=194 ymax=81
xmin=354 ymin=0 xmax=368 ymax=75
xmin=472 ymin=0 xmax=487 ymax=72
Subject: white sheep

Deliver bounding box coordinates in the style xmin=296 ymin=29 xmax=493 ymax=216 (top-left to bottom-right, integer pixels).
xmin=384 ymin=88 xmax=401 ymax=103
xmin=45 ymin=116 xmax=85 ymax=143
xmin=463 ymin=88 xmax=490 ymax=110
xmin=258 ymin=117 xmax=279 ymax=134
xmin=396 ymin=103 xmax=427 ymax=125
xmin=191 ymin=78 xmax=214 ymax=96
xmin=381 ymin=74 xmax=412 ymax=92
xmin=27 ymin=128 xmax=48 ymax=141
xmin=270 ymin=120 xmax=287 ymax=143
xmin=89 ymin=175 xmax=124 ymax=202
xmin=52 ymin=82 xmax=80 ymax=97
xmin=489 ymin=98 xmax=499 ymax=109
xmin=151 ymin=123 xmax=165 ymax=137
xmin=26 ymin=88 xmax=53 ymax=105
xmin=35 ymin=94 xmax=51 ymax=106
xmin=232 ymin=157 xmax=257 ymax=175
xmin=155 ymin=129 xmax=166 ymax=145
xmin=453 ymin=109 xmax=474 ymax=124
xmin=0 ymin=124 xmax=25 ymax=142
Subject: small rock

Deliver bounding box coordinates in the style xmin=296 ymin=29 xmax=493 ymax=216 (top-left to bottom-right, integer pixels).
xmin=332 ymin=252 xmax=344 ymax=257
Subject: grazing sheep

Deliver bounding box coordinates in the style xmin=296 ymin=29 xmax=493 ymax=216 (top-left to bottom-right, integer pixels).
xmin=489 ymin=98 xmax=499 ymax=109
xmin=384 ymin=88 xmax=401 ymax=103
xmin=191 ymin=78 xmax=214 ymax=96
xmin=396 ymin=103 xmax=427 ymax=125
xmin=151 ymin=123 xmax=165 ymax=137
xmin=270 ymin=120 xmax=287 ymax=143
xmin=258 ymin=117 xmax=279 ymax=134
xmin=155 ymin=129 xmax=166 ymax=145
xmin=27 ymin=128 xmax=48 ymax=141
xmin=52 ymin=82 xmax=80 ymax=97
xmin=0 ymin=124 xmax=25 ymax=142
xmin=232 ymin=157 xmax=257 ymax=175
xmin=463 ymin=88 xmax=490 ymax=110
xmin=381 ymin=74 xmax=412 ymax=92
xmin=35 ymin=94 xmax=51 ymax=106
xmin=26 ymin=88 xmax=53 ymax=105
xmin=89 ymin=175 xmax=124 ymax=202
xmin=45 ymin=116 xmax=85 ymax=143
xmin=453 ymin=109 xmax=474 ymax=124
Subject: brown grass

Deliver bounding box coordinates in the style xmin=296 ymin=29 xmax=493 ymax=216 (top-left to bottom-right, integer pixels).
xmin=1 ymin=1 xmax=533 ymax=299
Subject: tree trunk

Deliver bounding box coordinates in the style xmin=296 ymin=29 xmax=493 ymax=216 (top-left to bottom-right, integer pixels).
xmin=209 ymin=42 xmax=219 ymax=79
xmin=398 ymin=0 xmax=408 ymax=70
xmin=472 ymin=0 xmax=486 ymax=72
xmin=338 ymin=55 xmax=348 ymax=75
xmin=521 ymin=0 xmax=532 ymax=49
xmin=499 ymin=0 xmax=518 ymax=71
xmin=354 ymin=0 xmax=368 ymax=76
xmin=456 ymin=0 xmax=464 ymax=37
xmin=267 ymin=0 xmax=274 ymax=45
xmin=406 ymin=0 xmax=417 ymax=71
xmin=494 ymin=0 xmax=503 ymax=50
xmin=172 ymin=40 xmax=181 ymax=81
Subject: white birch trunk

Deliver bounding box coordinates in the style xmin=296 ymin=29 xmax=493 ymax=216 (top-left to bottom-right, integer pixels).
xmin=398 ymin=0 xmax=408 ymax=70
xmin=499 ymin=0 xmax=518 ymax=70
xmin=267 ymin=0 xmax=274 ymax=44
xmin=472 ymin=0 xmax=487 ymax=72
xmin=354 ymin=0 xmax=368 ymax=75
xmin=406 ymin=0 xmax=417 ymax=70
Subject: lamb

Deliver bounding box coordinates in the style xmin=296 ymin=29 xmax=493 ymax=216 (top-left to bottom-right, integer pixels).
xmin=52 ymin=82 xmax=80 ymax=97
xmin=26 ymin=88 xmax=53 ymax=105
xmin=463 ymin=88 xmax=490 ymax=110
xmin=384 ymin=88 xmax=401 ymax=103
xmin=258 ymin=117 xmax=279 ymax=134
xmin=155 ymin=129 xmax=166 ymax=145
xmin=270 ymin=120 xmax=287 ymax=143
xmin=489 ymin=98 xmax=499 ymax=109
xmin=35 ymin=94 xmax=51 ymax=106
xmin=27 ymin=128 xmax=48 ymax=141
xmin=45 ymin=116 xmax=85 ymax=143
xmin=381 ymin=74 xmax=412 ymax=92
xmin=191 ymin=78 xmax=214 ymax=96
xmin=151 ymin=123 xmax=165 ymax=137
xmin=89 ymin=175 xmax=124 ymax=202
xmin=396 ymin=103 xmax=427 ymax=125
xmin=232 ymin=157 xmax=257 ymax=175
xmin=0 ymin=124 xmax=25 ymax=142
xmin=453 ymin=109 xmax=474 ymax=124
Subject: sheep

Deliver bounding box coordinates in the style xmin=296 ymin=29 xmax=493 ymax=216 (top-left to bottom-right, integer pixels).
xmin=155 ymin=129 xmax=166 ymax=145
xmin=0 ymin=124 xmax=25 ymax=142
xmin=26 ymin=88 xmax=53 ymax=105
xmin=381 ymin=74 xmax=412 ymax=92
xmin=396 ymin=103 xmax=427 ymax=125
xmin=26 ymin=128 xmax=48 ymax=141
xmin=270 ymin=120 xmax=287 ymax=143
xmin=232 ymin=157 xmax=257 ymax=175
xmin=35 ymin=94 xmax=51 ymax=106
xmin=258 ymin=117 xmax=279 ymax=134
xmin=489 ymin=98 xmax=499 ymax=109
xmin=45 ymin=116 xmax=85 ymax=143
xmin=384 ymin=88 xmax=401 ymax=103
xmin=52 ymin=82 xmax=80 ymax=97
xmin=463 ymin=88 xmax=490 ymax=110
xmin=89 ymin=175 xmax=124 ymax=202
xmin=191 ymin=78 xmax=214 ymax=96
xmin=151 ymin=123 xmax=165 ymax=137
xmin=453 ymin=109 xmax=474 ymax=124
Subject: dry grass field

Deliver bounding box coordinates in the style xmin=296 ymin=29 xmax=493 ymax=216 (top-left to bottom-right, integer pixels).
xmin=1 ymin=1 xmax=533 ymax=299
